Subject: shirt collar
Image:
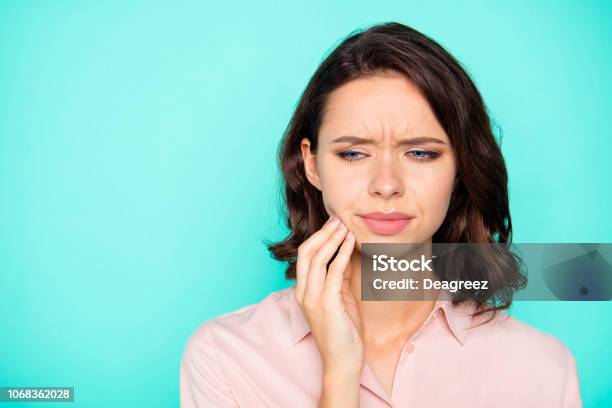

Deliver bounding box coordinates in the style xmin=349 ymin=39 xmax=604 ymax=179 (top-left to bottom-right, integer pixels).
xmin=288 ymin=285 xmax=477 ymax=346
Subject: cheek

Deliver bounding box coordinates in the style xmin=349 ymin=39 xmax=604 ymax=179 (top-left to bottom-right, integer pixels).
xmin=320 ymin=173 xmax=364 ymax=211
xmin=412 ymin=163 xmax=456 ymax=224
xmin=318 ymin=160 xmax=366 ymax=215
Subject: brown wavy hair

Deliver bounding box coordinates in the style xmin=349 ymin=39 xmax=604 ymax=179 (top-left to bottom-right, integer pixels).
xmin=265 ymin=22 xmax=526 ymax=315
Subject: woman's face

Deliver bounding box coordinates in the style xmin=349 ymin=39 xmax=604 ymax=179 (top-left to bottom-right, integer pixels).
xmin=301 ymin=70 xmax=457 ymax=247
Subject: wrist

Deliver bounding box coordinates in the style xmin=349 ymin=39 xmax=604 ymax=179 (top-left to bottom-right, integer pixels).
xmin=320 ymin=369 xmax=361 ymax=408
xmin=322 ymin=368 xmax=361 ymax=388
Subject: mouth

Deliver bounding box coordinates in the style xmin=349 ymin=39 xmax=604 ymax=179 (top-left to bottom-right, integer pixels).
xmin=358 ymin=211 xmax=414 ymax=235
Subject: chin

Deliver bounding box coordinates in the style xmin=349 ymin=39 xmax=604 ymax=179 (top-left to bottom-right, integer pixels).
xmin=355 ymin=233 xmax=411 ymax=244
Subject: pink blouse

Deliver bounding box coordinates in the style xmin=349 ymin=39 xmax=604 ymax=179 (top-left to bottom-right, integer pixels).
xmin=180 ymin=285 xmax=582 ymax=407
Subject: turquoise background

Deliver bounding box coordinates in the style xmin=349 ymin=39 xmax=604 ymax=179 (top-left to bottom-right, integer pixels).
xmin=1 ymin=0 xmax=610 ymax=406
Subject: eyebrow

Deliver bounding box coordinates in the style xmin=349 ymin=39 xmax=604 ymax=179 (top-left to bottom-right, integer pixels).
xmin=331 ymin=135 xmax=447 ymax=146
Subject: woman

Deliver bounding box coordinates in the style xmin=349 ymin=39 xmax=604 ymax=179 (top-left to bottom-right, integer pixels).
xmin=180 ymin=22 xmax=582 ymax=407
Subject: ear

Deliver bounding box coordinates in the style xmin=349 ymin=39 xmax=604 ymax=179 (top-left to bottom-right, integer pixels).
xmin=300 ymin=138 xmax=322 ymax=191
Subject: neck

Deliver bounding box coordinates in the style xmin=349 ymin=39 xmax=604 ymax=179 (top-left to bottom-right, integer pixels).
xmin=348 ymin=248 xmax=437 ymax=346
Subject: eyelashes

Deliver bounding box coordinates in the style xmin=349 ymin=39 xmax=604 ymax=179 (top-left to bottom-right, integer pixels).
xmin=336 ymin=150 xmax=440 ymax=163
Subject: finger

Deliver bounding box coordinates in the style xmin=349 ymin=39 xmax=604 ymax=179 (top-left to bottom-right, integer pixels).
xmin=323 ymin=230 xmax=355 ymax=304
xmin=296 ymin=215 xmax=338 ymax=299
xmin=304 ymin=222 xmax=349 ymax=304
xmin=296 ymin=215 xmax=340 ymax=301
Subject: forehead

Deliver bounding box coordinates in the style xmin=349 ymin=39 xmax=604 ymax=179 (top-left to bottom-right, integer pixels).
xmin=319 ymin=71 xmax=448 ymax=144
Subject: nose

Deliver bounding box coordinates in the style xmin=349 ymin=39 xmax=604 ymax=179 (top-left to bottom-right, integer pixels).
xmin=368 ymin=154 xmax=404 ymax=200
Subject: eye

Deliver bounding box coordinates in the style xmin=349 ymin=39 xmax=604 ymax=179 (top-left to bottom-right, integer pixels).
xmin=337 ymin=150 xmax=367 ymax=162
xmin=337 ymin=149 xmax=440 ymax=163
xmin=406 ymin=149 xmax=439 ymax=161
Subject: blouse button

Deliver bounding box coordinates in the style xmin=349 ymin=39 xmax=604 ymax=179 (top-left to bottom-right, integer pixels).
xmin=405 ymin=342 xmax=415 ymax=354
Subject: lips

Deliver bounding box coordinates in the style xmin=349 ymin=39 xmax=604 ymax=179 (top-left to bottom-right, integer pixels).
xmin=358 ymin=211 xmax=414 ymax=235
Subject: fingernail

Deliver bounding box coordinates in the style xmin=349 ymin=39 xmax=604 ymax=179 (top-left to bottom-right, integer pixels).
xmin=347 ymin=231 xmax=354 ymax=240
xmin=337 ymin=222 xmax=346 ymax=231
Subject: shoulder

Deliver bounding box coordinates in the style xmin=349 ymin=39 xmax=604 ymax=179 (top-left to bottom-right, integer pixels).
xmin=182 ymin=285 xmax=296 ymax=358
xmin=492 ymin=312 xmax=571 ymax=354
xmin=477 ymin=310 xmax=577 ymax=374
xmin=472 ymin=311 xmax=582 ymax=405
xmin=180 ymin=286 xmax=298 ymax=406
